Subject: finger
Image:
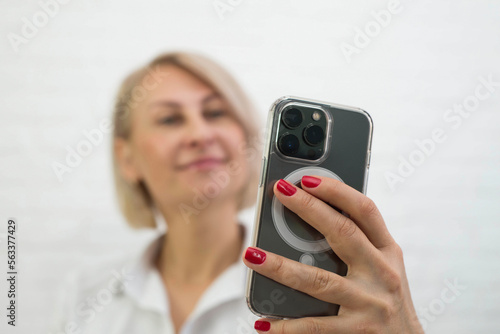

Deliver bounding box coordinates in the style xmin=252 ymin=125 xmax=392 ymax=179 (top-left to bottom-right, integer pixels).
xmin=301 ymin=175 xmax=394 ymax=249
xmin=243 ymin=247 xmax=371 ymax=308
xmin=254 ymin=316 xmax=351 ymax=334
xmin=274 ymin=179 xmax=376 ymax=266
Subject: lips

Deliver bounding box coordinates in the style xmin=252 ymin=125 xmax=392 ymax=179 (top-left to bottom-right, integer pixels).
xmin=180 ymin=157 xmax=225 ymax=170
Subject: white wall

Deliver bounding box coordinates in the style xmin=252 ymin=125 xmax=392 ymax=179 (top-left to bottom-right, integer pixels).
xmin=1 ymin=0 xmax=499 ymax=333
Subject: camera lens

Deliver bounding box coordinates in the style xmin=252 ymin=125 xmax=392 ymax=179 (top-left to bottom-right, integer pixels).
xmin=303 ymin=124 xmax=324 ymax=146
xmin=278 ymin=133 xmax=299 ymax=155
xmin=282 ymin=108 xmax=303 ymax=129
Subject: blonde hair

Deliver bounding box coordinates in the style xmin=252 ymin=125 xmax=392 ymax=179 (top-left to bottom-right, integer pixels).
xmin=112 ymin=51 xmax=262 ymax=228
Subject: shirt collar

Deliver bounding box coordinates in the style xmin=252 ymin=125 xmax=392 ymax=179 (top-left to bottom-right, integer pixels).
xmin=123 ymin=209 xmax=255 ymax=316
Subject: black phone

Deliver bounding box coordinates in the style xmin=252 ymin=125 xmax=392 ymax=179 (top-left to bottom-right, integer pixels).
xmin=245 ymin=96 xmax=373 ymax=319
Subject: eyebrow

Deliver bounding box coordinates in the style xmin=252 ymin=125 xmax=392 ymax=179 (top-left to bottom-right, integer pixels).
xmin=148 ymin=93 xmax=221 ymax=110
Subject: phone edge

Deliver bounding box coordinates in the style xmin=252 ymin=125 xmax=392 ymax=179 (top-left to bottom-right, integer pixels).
xmin=245 ymin=95 xmax=291 ymax=319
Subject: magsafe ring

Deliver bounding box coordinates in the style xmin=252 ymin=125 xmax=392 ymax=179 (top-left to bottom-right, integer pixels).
xmin=271 ymin=166 xmax=345 ymax=254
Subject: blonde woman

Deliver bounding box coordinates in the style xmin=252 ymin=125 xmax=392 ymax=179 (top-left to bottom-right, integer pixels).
xmin=48 ymin=51 xmax=424 ymax=333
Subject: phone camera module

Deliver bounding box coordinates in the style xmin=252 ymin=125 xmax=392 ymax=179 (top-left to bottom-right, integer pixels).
xmin=282 ymin=108 xmax=303 ymax=129
xmin=278 ymin=133 xmax=300 ymax=155
xmin=276 ymin=105 xmax=327 ymax=161
xmin=303 ymin=124 xmax=324 ymax=146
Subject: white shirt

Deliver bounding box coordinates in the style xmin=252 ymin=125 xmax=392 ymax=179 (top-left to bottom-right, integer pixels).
xmin=47 ymin=220 xmax=260 ymax=334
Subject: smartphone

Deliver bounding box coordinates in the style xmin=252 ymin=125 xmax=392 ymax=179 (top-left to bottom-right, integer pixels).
xmin=245 ymin=96 xmax=373 ymax=319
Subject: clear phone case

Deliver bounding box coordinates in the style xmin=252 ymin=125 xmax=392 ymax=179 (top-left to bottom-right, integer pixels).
xmin=245 ymin=96 xmax=373 ymax=319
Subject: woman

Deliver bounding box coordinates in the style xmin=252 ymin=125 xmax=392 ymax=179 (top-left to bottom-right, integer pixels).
xmin=49 ymin=51 xmax=424 ymax=333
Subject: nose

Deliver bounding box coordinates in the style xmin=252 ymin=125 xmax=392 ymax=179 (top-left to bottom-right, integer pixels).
xmin=183 ymin=112 xmax=216 ymax=149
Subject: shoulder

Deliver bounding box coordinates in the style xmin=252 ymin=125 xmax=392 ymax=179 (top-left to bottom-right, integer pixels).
xmin=67 ymin=231 xmax=164 ymax=297
xmin=46 ymin=255 xmax=132 ymax=333
xmin=47 ymin=233 xmax=163 ymax=332
xmin=65 ymin=253 xmax=135 ymax=299
xmin=51 ymin=250 xmax=137 ymax=311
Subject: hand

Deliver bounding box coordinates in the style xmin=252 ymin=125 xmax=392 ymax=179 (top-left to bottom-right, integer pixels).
xmin=243 ymin=176 xmax=424 ymax=333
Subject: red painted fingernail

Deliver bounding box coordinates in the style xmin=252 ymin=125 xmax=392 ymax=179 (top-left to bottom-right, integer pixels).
xmin=245 ymin=247 xmax=266 ymax=264
xmin=302 ymin=175 xmax=321 ymax=188
xmin=277 ymin=179 xmax=296 ymax=196
xmin=254 ymin=320 xmax=271 ymax=331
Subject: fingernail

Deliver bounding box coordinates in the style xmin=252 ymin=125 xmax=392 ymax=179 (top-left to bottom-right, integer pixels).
xmin=277 ymin=179 xmax=296 ymax=196
xmin=302 ymin=175 xmax=321 ymax=188
xmin=254 ymin=320 xmax=271 ymax=331
xmin=245 ymin=247 xmax=266 ymax=264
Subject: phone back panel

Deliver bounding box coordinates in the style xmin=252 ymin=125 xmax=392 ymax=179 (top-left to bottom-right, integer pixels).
xmin=246 ymin=96 xmax=373 ymax=319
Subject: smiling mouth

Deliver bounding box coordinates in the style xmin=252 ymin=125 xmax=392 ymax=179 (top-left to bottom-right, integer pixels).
xmin=180 ymin=158 xmax=226 ymax=171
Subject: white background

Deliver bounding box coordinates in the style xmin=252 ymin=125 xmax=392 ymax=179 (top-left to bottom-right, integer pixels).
xmin=1 ymin=0 xmax=499 ymax=333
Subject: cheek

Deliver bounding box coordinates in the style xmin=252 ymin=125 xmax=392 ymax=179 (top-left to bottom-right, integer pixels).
xmin=220 ymin=124 xmax=253 ymax=183
xmin=223 ymin=124 xmax=247 ymax=157
xmin=135 ymin=133 xmax=176 ymax=172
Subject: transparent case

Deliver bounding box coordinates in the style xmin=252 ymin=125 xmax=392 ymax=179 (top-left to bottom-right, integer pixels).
xmin=245 ymin=96 xmax=373 ymax=319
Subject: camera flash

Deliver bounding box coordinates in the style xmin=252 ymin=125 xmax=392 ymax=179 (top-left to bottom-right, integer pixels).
xmin=312 ymin=111 xmax=321 ymax=121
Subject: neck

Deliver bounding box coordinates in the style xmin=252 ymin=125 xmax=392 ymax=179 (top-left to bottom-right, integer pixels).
xmin=155 ymin=199 xmax=244 ymax=285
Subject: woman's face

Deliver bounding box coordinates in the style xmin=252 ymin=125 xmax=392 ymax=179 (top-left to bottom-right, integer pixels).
xmin=115 ymin=64 xmax=250 ymax=214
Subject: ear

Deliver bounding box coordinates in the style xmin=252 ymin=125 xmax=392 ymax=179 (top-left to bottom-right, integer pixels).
xmin=114 ymin=137 xmax=142 ymax=183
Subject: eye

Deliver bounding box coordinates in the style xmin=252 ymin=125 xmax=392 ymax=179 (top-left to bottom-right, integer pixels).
xmin=205 ymin=109 xmax=227 ymax=119
xmin=158 ymin=115 xmax=182 ymax=125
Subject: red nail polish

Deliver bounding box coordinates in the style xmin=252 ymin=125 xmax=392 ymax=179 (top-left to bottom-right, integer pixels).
xmin=302 ymin=175 xmax=321 ymax=188
xmin=245 ymin=247 xmax=266 ymax=264
xmin=277 ymin=179 xmax=296 ymax=196
xmin=254 ymin=320 xmax=271 ymax=331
